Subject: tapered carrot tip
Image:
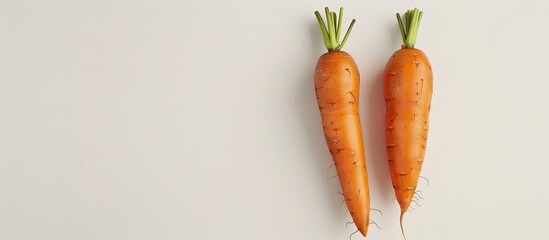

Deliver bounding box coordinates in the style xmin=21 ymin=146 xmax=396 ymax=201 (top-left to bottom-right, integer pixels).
xmin=358 ymin=222 xmax=367 ymax=237
xmin=400 ymin=211 xmax=407 ymax=240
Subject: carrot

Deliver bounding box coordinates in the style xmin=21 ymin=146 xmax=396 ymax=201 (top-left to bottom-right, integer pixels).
xmin=314 ymin=7 xmax=370 ymax=237
xmin=383 ymin=8 xmax=433 ymax=239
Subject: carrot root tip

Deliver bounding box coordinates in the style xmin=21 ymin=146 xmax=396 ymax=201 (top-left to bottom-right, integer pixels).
xmin=400 ymin=212 xmax=407 ymax=240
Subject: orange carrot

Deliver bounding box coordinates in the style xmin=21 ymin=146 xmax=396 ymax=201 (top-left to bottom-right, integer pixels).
xmin=383 ymin=8 xmax=433 ymax=239
xmin=314 ymin=7 xmax=370 ymax=237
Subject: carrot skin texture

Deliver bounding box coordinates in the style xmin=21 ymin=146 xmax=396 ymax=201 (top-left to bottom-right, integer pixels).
xmin=383 ymin=48 xmax=433 ymax=215
xmin=315 ymin=51 xmax=370 ymax=236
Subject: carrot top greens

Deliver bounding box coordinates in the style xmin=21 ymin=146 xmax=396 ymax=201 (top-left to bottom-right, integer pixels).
xmin=314 ymin=7 xmax=356 ymax=52
xmin=397 ymin=8 xmax=423 ymax=48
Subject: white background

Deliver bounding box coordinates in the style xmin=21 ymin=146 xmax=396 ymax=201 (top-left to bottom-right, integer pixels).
xmin=1 ymin=0 xmax=548 ymax=239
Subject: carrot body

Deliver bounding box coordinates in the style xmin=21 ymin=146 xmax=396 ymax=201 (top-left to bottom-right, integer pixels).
xmin=384 ymin=9 xmax=433 ymax=238
xmin=313 ymin=7 xmax=369 ymax=236
xmin=315 ymin=51 xmax=370 ymax=236
xmin=384 ymin=47 xmax=432 ymax=215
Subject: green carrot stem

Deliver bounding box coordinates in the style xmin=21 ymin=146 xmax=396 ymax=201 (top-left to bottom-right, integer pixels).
xmin=335 ymin=19 xmax=355 ymax=51
xmin=314 ymin=7 xmax=356 ymax=52
xmin=314 ymin=11 xmax=330 ymax=49
xmin=398 ymin=8 xmax=423 ymax=48
xmin=396 ymin=13 xmax=406 ymax=43
xmin=336 ymin=8 xmax=343 ymax=40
